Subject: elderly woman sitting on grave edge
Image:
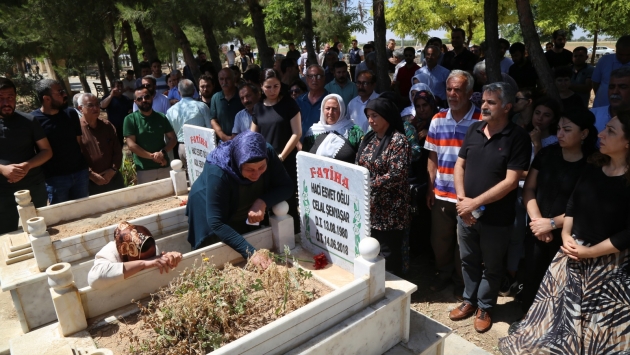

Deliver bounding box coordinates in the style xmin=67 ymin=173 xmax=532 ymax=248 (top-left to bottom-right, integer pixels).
xmin=87 ymin=222 xmax=183 ymax=289
xmin=186 ymin=131 xmax=293 ymax=269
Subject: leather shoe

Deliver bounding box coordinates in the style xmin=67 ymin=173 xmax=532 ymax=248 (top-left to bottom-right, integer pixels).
xmin=449 ymin=302 xmax=476 ymax=321
xmin=474 ymin=308 xmax=492 ymax=333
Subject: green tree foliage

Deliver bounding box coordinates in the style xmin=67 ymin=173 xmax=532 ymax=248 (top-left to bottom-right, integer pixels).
xmin=385 ymin=0 xmax=514 ymax=44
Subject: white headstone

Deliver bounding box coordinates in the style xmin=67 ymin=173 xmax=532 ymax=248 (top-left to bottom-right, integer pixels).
xmin=182 ymin=124 xmax=216 ymax=185
xmin=297 ymin=151 xmax=371 ymax=272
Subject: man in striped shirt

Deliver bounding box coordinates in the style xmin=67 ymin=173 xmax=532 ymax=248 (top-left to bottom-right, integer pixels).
xmin=424 ymin=70 xmax=481 ymax=299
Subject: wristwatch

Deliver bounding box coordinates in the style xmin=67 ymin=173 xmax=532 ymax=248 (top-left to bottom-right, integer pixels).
xmin=550 ymin=218 xmax=557 ymax=230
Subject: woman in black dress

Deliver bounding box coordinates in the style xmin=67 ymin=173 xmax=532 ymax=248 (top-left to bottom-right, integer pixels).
xmin=251 ymin=69 xmax=302 ymax=227
xmin=518 ymin=108 xmax=597 ymax=316
xmin=500 ymin=110 xmax=630 ymax=354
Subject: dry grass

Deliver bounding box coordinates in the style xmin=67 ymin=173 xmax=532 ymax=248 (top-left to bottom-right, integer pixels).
xmin=122 ymin=249 xmax=325 ymax=354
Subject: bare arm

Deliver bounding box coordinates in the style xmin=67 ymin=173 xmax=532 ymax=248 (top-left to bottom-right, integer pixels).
xmin=279 ymin=113 xmax=302 ymax=159
xmin=250 ymin=121 xmax=259 ymax=132
xmin=123 ymin=251 xmax=183 ymax=279
xmin=426 ymin=151 xmax=438 ymax=209
xmin=453 ymin=157 xmax=466 ymax=199
xmin=125 ymin=135 xmax=153 ymax=160
xmin=0 ymin=137 xmax=53 ymax=183
xmin=164 ymin=131 xmax=177 ymax=152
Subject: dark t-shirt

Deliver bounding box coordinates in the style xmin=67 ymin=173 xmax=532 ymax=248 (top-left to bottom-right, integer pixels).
xmin=252 ymin=96 xmax=300 ymax=158
xmin=458 ymin=121 xmax=531 ymax=226
xmin=386 ymin=48 xmax=395 ymax=73
xmin=0 ymin=111 xmax=47 ymax=188
xmin=508 ymin=60 xmax=538 ymax=90
xmin=441 ymin=49 xmax=478 ymax=72
xmin=545 ymin=49 xmax=573 ymax=69
xmin=31 ymin=108 xmax=87 ymax=178
xmin=286 ymin=50 xmax=301 ymax=61
xmin=531 ymin=144 xmax=587 ymax=219
xmin=102 ymin=94 xmax=133 ymax=127
xmin=561 ymin=93 xmax=586 ymax=109
xmin=122 ymin=110 xmax=174 ymax=170
xmin=566 ymin=164 xmax=630 ymax=250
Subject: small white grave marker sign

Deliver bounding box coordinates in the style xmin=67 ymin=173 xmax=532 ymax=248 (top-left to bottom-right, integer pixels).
xmin=183 ymin=124 xmax=216 ymax=185
xmin=297 ymin=152 xmax=371 ymax=272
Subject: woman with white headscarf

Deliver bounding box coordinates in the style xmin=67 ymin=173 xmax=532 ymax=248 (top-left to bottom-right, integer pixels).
xmin=401 ymin=83 xmax=434 ymax=119
xmin=303 ymin=94 xmax=364 ymax=163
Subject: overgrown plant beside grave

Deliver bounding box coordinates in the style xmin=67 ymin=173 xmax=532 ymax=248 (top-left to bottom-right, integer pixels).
xmin=124 ymin=249 xmax=326 ymax=354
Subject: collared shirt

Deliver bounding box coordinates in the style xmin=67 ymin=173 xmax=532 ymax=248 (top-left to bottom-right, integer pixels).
xmin=414 ymin=65 xmax=450 ymax=100
xmin=458 ymin=120 xmax=531 ymax=226
xmin=79 ymin=117 xmax=123 ymax=174
xmin=592 ymin=55 xmax=630 ymax=107
xmin=132 ymin=93 xmax=170 ymax=114
xmin=571 ymin=64 xmax=595 ymax=105
xmin=122 ymin=110 xmax=174 ymax=171
xmin=297 ymin=90 xmax=329 ymax=138
xmin=166 ymin=97 xmax=212 ymax=142
xmin=324 ymin=80 xmax=358 ymax=107
xmin=424 ymin=105 xmax=482 ymax=203
xmin=232 ymin=109 xmax=254 ymax=135
xmin=591 ymin=105 xmax=612 ymax=132
xmin=347 ymin=91 xmax=380 ymax=133
xmin=209 ymin=90 xmax=244 ymax=136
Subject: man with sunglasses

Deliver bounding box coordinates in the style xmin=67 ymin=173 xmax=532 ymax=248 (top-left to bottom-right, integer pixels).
xmin=132 ymin=76 xmax=170 ymax=114
xmin=124 ymin=86 xmax=177 ymax=185
xmin=32 ymin=79 xmax=89 ymax=204
xmin=296 ymin=65 xmax=328 ymax=139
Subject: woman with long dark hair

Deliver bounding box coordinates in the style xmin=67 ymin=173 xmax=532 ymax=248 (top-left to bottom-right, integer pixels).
xmin=517 ymin=108 xmax=598 ymax=318
xmin=251 ymin=69 xmax=302 ymax=228
xmin=500 ymin=110 xmax=630 ymax=354
xmin=528 ymin=97 xmax=561 ymax=155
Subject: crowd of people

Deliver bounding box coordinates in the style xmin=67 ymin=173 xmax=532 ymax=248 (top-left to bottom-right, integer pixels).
xmin=1 ymin=28 xmax=630 ymax=353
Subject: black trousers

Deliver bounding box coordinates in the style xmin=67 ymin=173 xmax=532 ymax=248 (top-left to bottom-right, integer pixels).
xmin=521 ymin=230 xmax=562 ymax=313
xmin=371 ymin=228 xmax=405 ymax=276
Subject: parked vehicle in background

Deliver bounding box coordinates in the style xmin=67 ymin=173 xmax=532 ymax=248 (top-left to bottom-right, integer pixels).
xmin=588 ymin=46 xmax=615 ymax=57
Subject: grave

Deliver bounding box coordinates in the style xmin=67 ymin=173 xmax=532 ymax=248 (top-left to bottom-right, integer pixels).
xmin=3 ymin=152 xmax=452 ymax=355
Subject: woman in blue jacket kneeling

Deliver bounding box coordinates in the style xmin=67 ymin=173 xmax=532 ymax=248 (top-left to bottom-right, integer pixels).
xmin=186 ymin=131 xmax=293 ymax=268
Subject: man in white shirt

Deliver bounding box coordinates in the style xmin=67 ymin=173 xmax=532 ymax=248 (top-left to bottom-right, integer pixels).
xmin=121 ymin=70 xmax=136 ymax=100
xmin=299 ymin=49 xmax=309 ymax=75
xmin=414 ymin=45 xmax=450 ymax=102
xmin=226 ymin=44 xmax=236 ymax=67
xmin=347 ymin=70 xmax=380 ymax=133
xmin=318 ymin=43 xmax=330 ymax=67
xmin=232 ymin=83 xmax=261 ymax=136
xmin=133 ymin=76 xmax=170 ymax=114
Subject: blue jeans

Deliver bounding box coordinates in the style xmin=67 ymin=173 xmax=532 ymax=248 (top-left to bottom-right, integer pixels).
xmin=45 ymin=169 xmax=89 ymax=205
xmin=457 ymin=217 xmax=512 ymax=311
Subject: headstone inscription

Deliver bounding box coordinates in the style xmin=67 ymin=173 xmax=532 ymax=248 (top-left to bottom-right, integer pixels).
xmin=183 ymin=125 xmax=216 ymax=185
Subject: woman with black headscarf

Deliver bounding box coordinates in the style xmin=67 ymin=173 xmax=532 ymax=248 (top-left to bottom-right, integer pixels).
xmin=356 ymin=98 xmax=411 ymax=275
xmin=186 ymin=131 xmax=293 ymax=268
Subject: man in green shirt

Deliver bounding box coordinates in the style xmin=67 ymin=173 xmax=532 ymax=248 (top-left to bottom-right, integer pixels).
xmin=123 ymin=86 xmax=177 ymax=185
xmin=210 ymin=68 xmax=244 ymax=142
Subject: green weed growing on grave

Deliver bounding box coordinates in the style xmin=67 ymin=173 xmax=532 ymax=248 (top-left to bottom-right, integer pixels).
xmin=123 ymin=249 xmax=324 ymax=354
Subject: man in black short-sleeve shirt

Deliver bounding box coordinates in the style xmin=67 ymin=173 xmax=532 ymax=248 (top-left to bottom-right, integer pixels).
xmin=545 ymin=29 xmax=573 ymax=69
xmin=449 ymin=82 xmax=531 ymax=333
xmin=32 ymin=79 xmax=89 ymax=204
xmin=0 ymin=78 xmax=52 ymax=234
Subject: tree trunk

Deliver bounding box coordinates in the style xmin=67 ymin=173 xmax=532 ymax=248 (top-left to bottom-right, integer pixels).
xmin=79 ymin=72 xmax=92 ymax=93
xmin=373 ymin=0 xmax=390 ymax=93
xmin=122 ymin=20 xmax=140 ymax=77
xmin=97 ymin=57 xmax=110 ymax=97
xmin=515 ymin=0 xmax=560 ymax=101
xmin=247 ymin=0 xmax=273 ymax=69
xmin=171 ymin=22 xmax=201 ymax=83
xmin=199 ymin=14 xmax=223 ymax=74
xmin=99 ymin=45 xmax=116 ymax=89
xmin=303 ymin=0 xmax=317 ymax=65
xmin=134 ymin=20 xmax=158 ymax=62
xmin=590 ymin=29 xmax=599 ymax=65
xmin=484 ymin=0 xmax=502 ymax=84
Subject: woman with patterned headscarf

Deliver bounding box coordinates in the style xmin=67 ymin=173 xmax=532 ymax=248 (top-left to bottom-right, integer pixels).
xmin=356 ymin=97 xmax=411 ymax=275
xmin=87 ymin=222 xmax=183 ymax=289
xmin=302 ymin=94 xmax=364 ymax=163
xmin=186 ymin=131 xmax=293 ymax=268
